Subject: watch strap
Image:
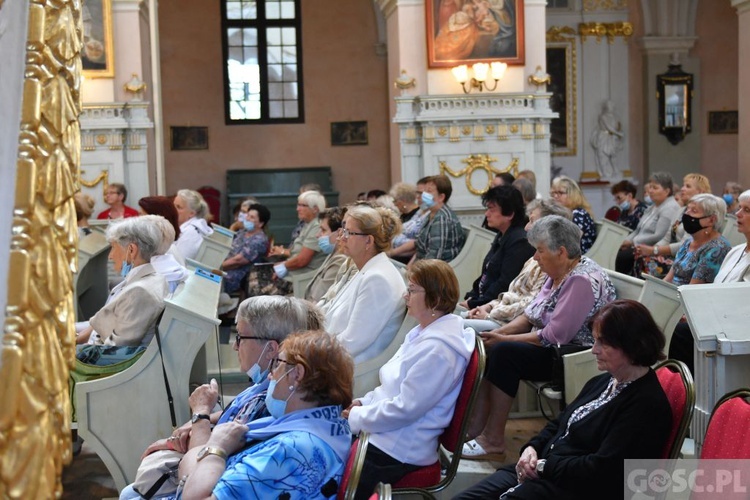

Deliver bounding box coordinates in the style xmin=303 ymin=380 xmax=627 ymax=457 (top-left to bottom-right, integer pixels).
xmin=197 ymin=446 xmax=227 ymax=462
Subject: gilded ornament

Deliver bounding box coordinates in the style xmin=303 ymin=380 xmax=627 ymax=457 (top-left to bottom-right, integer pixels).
xmin=437 ymin=127 xmax=447 ymax=136
xmin=439 ymin=155 xmax=520 ymax=195
xmin=546 ymin=26 xmax=576 ymax=43
xmin=80 ymin=170 xmax=109 ymax=196
xmin=510 ymin=124 xmax=519 ymax=134
xmin=461 ymin=126 xmax=471 ymax=135
xmin=96 ymin=134 xmax=107 ymax=144
xmin=485 ymin=125 xmax=495 ymax=134
xmin=578 ymin=22 xmax=633 ymax=44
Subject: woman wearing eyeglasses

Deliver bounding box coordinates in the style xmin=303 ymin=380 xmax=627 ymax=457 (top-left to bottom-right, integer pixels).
xmin=549 ymin=176 xmax=596 ymax=254
xmin=343 ymin=259 xmax=475 ymax=500
xmin=323 ymin=205 xmax=407 ymax=363
xmin=178 ymin=330 xmax=354 ymax=500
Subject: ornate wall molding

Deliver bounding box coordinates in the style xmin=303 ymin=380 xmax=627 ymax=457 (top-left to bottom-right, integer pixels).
xmin=579 ymin=22 xmax=634 ymax=44
xmin=1 ymin=0 xmax=80 ymax=497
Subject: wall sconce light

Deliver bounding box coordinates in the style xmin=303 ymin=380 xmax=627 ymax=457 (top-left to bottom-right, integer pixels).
xmin=451 ymin=62 xmax=507 ymax=94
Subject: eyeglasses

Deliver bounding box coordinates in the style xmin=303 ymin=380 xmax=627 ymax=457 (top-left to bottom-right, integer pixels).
xmin=550 ymin=190 xmax=567 ymax=197
xmin=235 ymin=333 xmax=264 ymax=345
xmin=270 ymin=357 xmax=296 ymax=371
xmin=405 ymin=287 xmax=426 ymax=296
xmin=341 ymin=228 xmax=369 ymax=239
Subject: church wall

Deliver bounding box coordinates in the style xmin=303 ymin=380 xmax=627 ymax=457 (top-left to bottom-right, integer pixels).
xmin=158 ymin=0 xmax=390 ymax=207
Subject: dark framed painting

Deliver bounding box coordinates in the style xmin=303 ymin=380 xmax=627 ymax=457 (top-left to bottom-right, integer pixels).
xmin=426 ymin=0 xmax=525 ymax=68
xmin=170 ymin=126 xmax=209 ymax=151
xmin=331 ymin=121 xmax=368 ymax=146
xmin=546 ymin=32 xmax=577 ymax=156
xmin=82 ymin=0 xmax=115 ymax=78
xmin=708 ymin=111 xmax=738 ymax=135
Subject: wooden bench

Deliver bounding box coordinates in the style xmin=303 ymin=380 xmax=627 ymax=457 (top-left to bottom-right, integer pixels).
xmin=209 ymin=223 xmax=236 ymax=247
xmin=584 ymin=219 xmax=630 ymax=270
xmin=640 ymin=274 xmax=682 ymax=347
xmin=75 ymin=230 xmax=110 ymax=321
xmin=75 ymin=268 xmax=222 ymax=491
xmin=194 ymin=233 xmax=232 ymax=269
xmin=449 ymin=225 xmax=495 ymax=298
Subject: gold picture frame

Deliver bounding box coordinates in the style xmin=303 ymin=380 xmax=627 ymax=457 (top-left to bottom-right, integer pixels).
xmin=82 ymin=0 xmax=115 ymax=78
xmin=546 ymin=27 xmax=577 ymax=156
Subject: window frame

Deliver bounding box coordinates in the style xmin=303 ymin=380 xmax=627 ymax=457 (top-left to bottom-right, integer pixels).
xmin=220 ymin=0 xmax=305 ymax=125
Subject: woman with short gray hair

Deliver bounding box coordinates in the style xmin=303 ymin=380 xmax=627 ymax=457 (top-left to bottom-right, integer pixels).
xmin=173 ymin=188 xmax=214 ymax=260
xmin=663 ymin=194 xmax=731 ymax=286
xmin=462 ymin=215 xmax=615 ymax=460
xmin=76 ymin=216 xmax=169 ymax=352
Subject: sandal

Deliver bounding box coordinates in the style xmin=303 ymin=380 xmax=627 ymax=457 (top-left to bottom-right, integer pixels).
xmin=461 ymin=439 xmax=506 ymax=461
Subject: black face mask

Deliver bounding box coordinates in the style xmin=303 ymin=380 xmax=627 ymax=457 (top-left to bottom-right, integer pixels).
xmin=682 ymin=213 xmax=710 ymax=234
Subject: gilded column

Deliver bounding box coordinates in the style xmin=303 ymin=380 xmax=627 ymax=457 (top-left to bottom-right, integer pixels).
xmin=0 ymin=0 xmax=81 ymax=498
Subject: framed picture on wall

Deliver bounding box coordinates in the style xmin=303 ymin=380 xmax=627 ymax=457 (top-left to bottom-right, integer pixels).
xmin=546 ymin=27 xmax=577 ymax=156
xmin=82 ymin=0 xmax=115 ymax=78
xmin=331 ymin=121 xmax=368 ymax=146
xmin=425 ymin=0 xmax=525 ymax=68
xmin=708 ymin=111 xmax=738 ymax=135
xmin=170 ymin=126 xmax=209 ymax=151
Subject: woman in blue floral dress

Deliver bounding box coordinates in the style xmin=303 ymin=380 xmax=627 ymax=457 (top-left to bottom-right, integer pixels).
xmin=221 ymin=204 xmax=270 ymax=293
xmin=550 ymin=176 xmax=597 ymax=253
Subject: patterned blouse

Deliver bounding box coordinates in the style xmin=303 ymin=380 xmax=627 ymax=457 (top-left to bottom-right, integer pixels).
xmin=223 ymin=230 xmax=270 ymax=293
xmin=617 ymin=201 xmax=648 ymax=231
xmin=671 ymin=236 xmax=732 ymax=286
xmin=572 ymin=207 xmax=596 ymax=254
xmin=562 ymin=377 xmax=632 ymax=439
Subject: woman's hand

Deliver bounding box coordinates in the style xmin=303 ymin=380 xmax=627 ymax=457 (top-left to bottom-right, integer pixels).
xmin=516 ymin=446 xmax=539 ymax=483
xmin=207 ymin=421 xmax=249 ymax=457
xmin=268 ymin=245 xmax=288 ymax=257
xmin=467 ymin=304 xmax=492 ymax=319
xmin=620 ymin=240 xmax=633 ymax=251
xmin=479 ymin=329 xmax=509 ymax=348
xmin=341 ymin=400 xmax=362 ymax=419
xmin=634 ymin=244 xmax=652 ymax=258
xmin=189 ymin=379 xmax=219 ymax=415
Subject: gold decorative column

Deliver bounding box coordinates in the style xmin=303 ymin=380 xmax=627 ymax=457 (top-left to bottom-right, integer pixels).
xmin=0 ymin=0 xmax=81 ymax=498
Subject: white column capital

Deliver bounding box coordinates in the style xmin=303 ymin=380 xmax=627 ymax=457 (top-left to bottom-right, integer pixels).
xmin=732 ymin=0 xmax=750 ymax=14
xmin=638 ymin=36 xmax=698 ymax=56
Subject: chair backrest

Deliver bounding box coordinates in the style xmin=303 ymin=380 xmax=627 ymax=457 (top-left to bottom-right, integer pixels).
xmin=700 ymin=389 xmax=750 ymax=459
xmin=638 ymin=274 xmax=683 ymax=347
xmin=721 ymin=214 xmax=744 ymax=247
xmin=584 ymin=218 xmax=631 ymax=270
xmin=338 ymin=432 xmax=370 ymax=500
xmin=655 ymin=359 xmax=695 ymax=459
xmin=448 ymin=225 xmax=495 ymax=297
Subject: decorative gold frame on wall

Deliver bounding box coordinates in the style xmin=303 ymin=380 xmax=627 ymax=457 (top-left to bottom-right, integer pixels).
xmin=546 ymin=26 xmax=577 ymax=157
xmin=1 ymin=0 xmax=81 ymax=497
xmin=440 ymin=155 xmax=520 ymax=195
xmin=82 ymin=0 xmax=115 ymax=78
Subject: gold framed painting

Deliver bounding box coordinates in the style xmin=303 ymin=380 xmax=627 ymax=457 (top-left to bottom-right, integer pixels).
xmin=546 ymin=27 xmax=577 ymax=156
xmin=426 ymin=0 xmax=525 ymax=68
xmin=82 ymin=0 xmax=115 ymax=78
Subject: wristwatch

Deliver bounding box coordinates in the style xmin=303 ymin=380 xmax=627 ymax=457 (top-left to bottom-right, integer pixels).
xmin=536 ymin=459 xmax=547 ymax=476
xmin=191 ymin=413 xmax=210 ymax=424
xmin=653 ymin=246 xmax=659 ymax=256
xmin=196 ymin=446 xmax=227 ymax=462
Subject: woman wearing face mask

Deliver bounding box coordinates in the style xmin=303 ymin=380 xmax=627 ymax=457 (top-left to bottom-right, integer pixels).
xmin=610 ymin=180 xmax=647 ymax=231
xmin=119 ymin=296 xmax=325 ymax=500
xmin=723 ymin=181 xmax=743 ymax=213
xmin=304 ymin=207 xmax=354 ymax=303
xmin=388 ymin=178 xmax=431 ymax=264
xmin=177 ymin=330 xmax=353 ymax=500
xmin=75 ymin=216 xmax=169 ymax=351
xmin=221 ymin=203 xmax=271 ymax=294
xmin=411 ymin=174 xmax=466 ymax=263
xmin=663 ymin=194 xmax=730 ymax=286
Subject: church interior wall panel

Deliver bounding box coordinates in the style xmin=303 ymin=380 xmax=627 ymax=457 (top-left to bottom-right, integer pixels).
xmin=158 ymin=0 xmax=390 ymax=204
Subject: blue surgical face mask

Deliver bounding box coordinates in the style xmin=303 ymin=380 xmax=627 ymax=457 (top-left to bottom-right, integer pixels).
xmin=644 ymin=195 xmax=653 ymax=206
xmin=120 ymin=253 xmax=133 ymax=277
xmin=264 ymin=368 xmax=295 ymax=419
xmin=421 ymin=191 xmax=436 ymax=208
xmin=619 ymin=200 xmax=631 ymax=211
xmin=246 ymin=342 xmax=270 ymax=385
xmin=238 ymin=212 xmax=248 ymax=222
xmin=243 ymin=220 xmax=256 ymax=231
xmin=318 ymin=235 xmax=335 ymax=254
xmin=723 ymin=193 xmax=735 ymax=206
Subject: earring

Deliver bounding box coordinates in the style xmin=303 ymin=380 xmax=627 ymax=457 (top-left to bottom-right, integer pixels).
xmin=431 ymin=309 xmax=436 ymax=317
xmin=288 ymin=385 xmax=295 ymax=391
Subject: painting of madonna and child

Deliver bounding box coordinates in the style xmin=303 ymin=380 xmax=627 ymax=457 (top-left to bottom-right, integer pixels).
xmin=427 ymin=0 xmax=525 ymax=68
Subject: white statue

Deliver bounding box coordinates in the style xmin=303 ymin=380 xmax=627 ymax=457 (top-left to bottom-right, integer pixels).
xmin=590 ymin=100 xmax=624 ymax=179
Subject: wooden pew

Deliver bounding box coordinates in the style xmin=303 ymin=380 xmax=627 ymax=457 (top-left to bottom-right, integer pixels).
xmin=75 ymin=230 xmax=110 ymax=321
xmin=449 ymin=225 xmax=495 ymax=298
xmin=194 ymin=233 xmax=232 ymax=269
xmin=584 ymin=219 xmax=630 ymax=270
xmin=721 ymin=214 xmax=743 ymax=247
xmin=606 ymin=269 xmax=645 ymax=300
xmin=209 ymin=223 xmax=236 ymax=247
xmin=75 ymin=268 xmax=222 ymax=491
xmin=681 ymin=282 xmax=750 ymax=456
xmin=640 ymin=274 xmax=682 ymax=347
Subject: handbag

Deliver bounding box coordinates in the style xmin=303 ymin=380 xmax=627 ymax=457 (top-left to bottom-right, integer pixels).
xmin=132 ymin=449 xmax=183 ymax=499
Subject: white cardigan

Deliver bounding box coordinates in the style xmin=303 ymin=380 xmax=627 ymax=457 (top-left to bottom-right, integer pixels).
xmin=324 ymin=252 xmax=406 ymax=363
xmin=174 ymin=217 xmax=213 ymax=261
xmin=348 ymin=314 xmax=474 ymax=465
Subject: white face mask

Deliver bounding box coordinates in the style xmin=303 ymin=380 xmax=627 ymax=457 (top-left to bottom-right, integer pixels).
xmin=245 ymin=342 xmax=271 ymax=384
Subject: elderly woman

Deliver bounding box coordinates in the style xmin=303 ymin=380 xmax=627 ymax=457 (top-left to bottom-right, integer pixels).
xmin=221 ymin=203 xmax=271 ymax=294
xmin=324 ymin=205 xmax=406 ymax=363
xmin=138 ymin=197 xmax=190 ymax=290
xmin=96 ymin=182 xmax=139 ymax=220
xmin=120 ymin=297 xmax=326 ymax=499
xmin=550 ymin=176 xmax=596 ymax=253
xmin=459 ymin=185 xmax=535 ymax=310
xmin=663 ymin=194 xmax=730 ymax=285
xmin=464 ymin=199 xmax=571 ymax=332
xmin=344 ymin=260 xmax=474 ymax=499
xmin=462 ymin=216 xmax=615 ymax=459
xmin=173 ymin=189 xmax=214 ymax=261
xmin=304 ymin=206 xmax=353 ymax=303
xmin=456 ymin=300 xmax=671 ymax=500
xmin=635 ymin=173 xmax=712 ymax=277
xmin=268 ymin=190 xmax=326 ymax=279
xmin=615 ymin=172 xmax=682 ymax=275
xmin=668 ymin=189 xmax=750 ymax=374
xmin=138 ymin=195 xmax=182 ymax=241
xmin=610 ymin=180 xmax=647 ymax=231
xmin=412 ymin=174 xmax=466 ymax=263
xmin=724 ymin=181 xmax=743 ymax=213
xmin=76 ymin=216 xmax=169 ymax=353
xmin=388 ymin=179 xmax=430 ymax=264
xmin=177 ymin=330 xmax=353 ymax=500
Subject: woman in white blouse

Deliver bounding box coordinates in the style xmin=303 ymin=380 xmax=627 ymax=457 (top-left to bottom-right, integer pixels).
xmin=173 ymin=189 xmax=213 ymax=261
xmin=323 ymin=205 xmax=406 ymax=363
xmin=343 ymin=259 xmax=474 ymax=499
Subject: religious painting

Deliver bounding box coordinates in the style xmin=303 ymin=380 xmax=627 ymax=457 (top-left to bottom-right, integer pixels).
xmin=170 ymin=126 xmax=209 ymax=151
xmin=331 ymin=121 xmax=368 ymax=146
xmin=707 ymin=111 xmax=738 ymax=135
xmin=546 ymin=30 xmax=577 ymax=156
xmin=426 ymin=0 xmax=525 ymax=68
xmin=82 ymin=0 xmax=115 ymax=78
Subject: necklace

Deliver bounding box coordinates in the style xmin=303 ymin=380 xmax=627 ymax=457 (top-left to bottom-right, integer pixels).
xmin=552 ymin=258 xmax=580 ymax=289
